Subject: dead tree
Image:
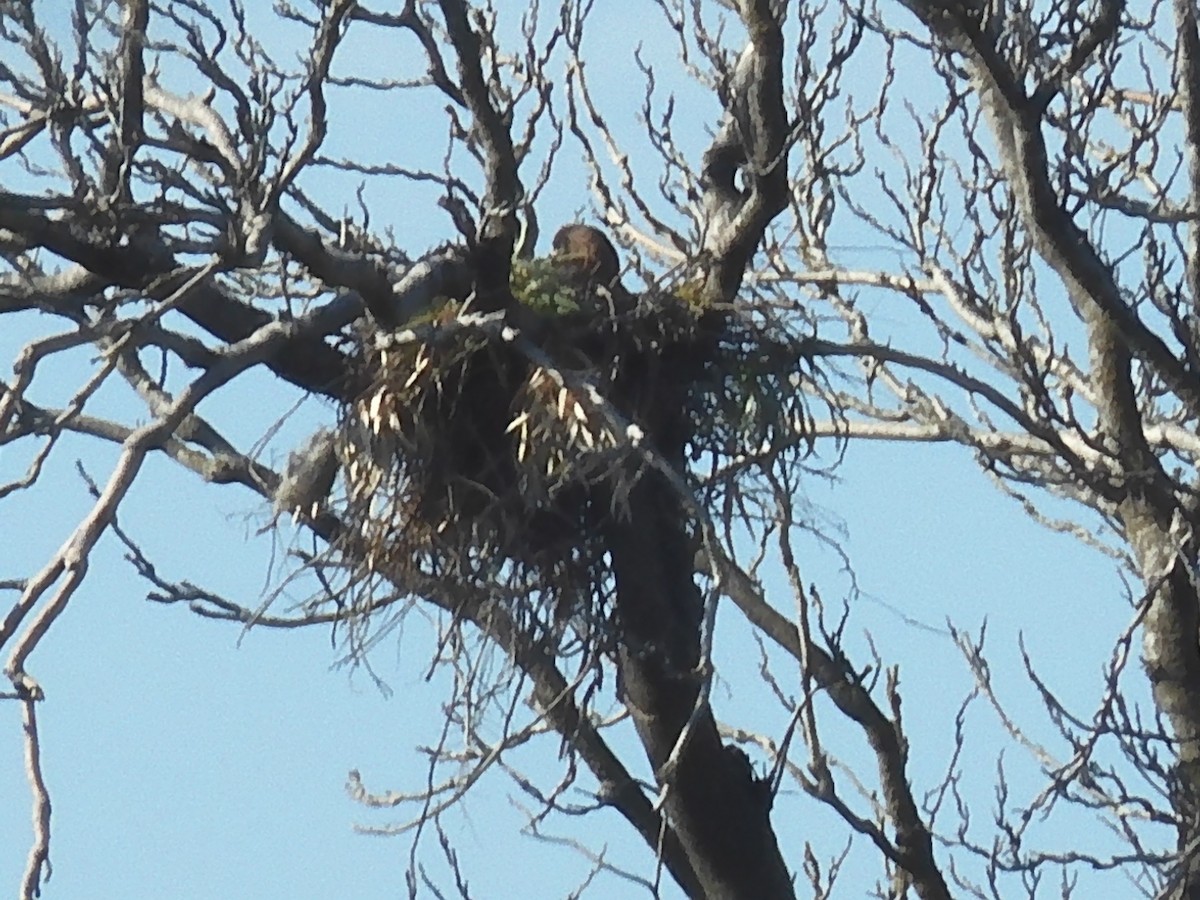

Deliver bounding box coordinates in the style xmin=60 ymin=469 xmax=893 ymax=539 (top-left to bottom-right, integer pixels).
xmin=5 ymin=1 xmax=1198 ymax=898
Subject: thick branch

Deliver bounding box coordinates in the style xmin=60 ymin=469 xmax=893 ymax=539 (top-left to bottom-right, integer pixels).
xmin=700 ymin=0 xmax=790 ymax=300
xmin=712 ymin=553 xmax=951 ymax=900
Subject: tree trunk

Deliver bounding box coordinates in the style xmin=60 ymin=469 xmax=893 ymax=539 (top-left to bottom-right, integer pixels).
xmin=602 ymin=349 xmax=796 ymax=899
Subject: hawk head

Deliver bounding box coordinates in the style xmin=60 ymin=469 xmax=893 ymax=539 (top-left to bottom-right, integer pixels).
xmin=551 ymin=224 xmax=620 ymax=286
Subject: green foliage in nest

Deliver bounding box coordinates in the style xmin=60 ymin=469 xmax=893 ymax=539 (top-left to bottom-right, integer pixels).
xmin=671 ymin=278 xmax=715 ymax=311
xmin=510 ymin=257 xmax=581 ymax=316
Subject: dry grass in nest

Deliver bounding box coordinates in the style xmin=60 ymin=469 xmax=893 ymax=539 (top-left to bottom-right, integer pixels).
xmin=319 ymin=281 xmax=819 ymax=659
xmin=333 ymin=308 xmax=623 ymax=637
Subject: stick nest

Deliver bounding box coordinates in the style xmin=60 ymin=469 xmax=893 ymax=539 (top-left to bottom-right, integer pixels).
xmin=321 ymin=262 xmax=817 ymax=650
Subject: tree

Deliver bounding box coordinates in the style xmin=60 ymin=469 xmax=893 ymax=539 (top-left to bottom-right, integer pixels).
xmin=1 ymin=0 xmax=1197 ymax=897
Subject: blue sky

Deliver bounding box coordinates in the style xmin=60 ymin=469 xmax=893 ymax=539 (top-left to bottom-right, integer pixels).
xmin=0 ymin=403 xmax=1127 ymax=898
xmin=0 ymin=3 xmax=1142 ymax=898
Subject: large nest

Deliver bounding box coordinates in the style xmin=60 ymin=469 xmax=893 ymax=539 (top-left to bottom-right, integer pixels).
xmin=322 ymin=255 xmax=821 ymax=651
xmin=330 ymin=260 xmax=695 ymax=631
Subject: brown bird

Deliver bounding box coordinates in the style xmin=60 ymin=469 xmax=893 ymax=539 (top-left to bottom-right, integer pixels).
xmin=551 ymin=224 xmax=621 ymax=286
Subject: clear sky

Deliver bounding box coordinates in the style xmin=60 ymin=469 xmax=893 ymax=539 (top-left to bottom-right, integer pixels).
xmin=1 ymin=3 xmax=1136 ymax=898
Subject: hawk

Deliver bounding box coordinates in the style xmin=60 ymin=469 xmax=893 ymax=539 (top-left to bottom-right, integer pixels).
xmin=551 ymin=224 xmax=621 ymax=286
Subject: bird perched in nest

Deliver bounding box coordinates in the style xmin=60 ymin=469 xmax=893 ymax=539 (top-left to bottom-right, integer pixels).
xmin=551 ymin=224 xmax=621 ymax=287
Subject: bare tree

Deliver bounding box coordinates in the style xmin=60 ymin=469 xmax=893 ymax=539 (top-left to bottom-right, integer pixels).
xmin=2 ymin=0 xmax=1198 ymax=897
